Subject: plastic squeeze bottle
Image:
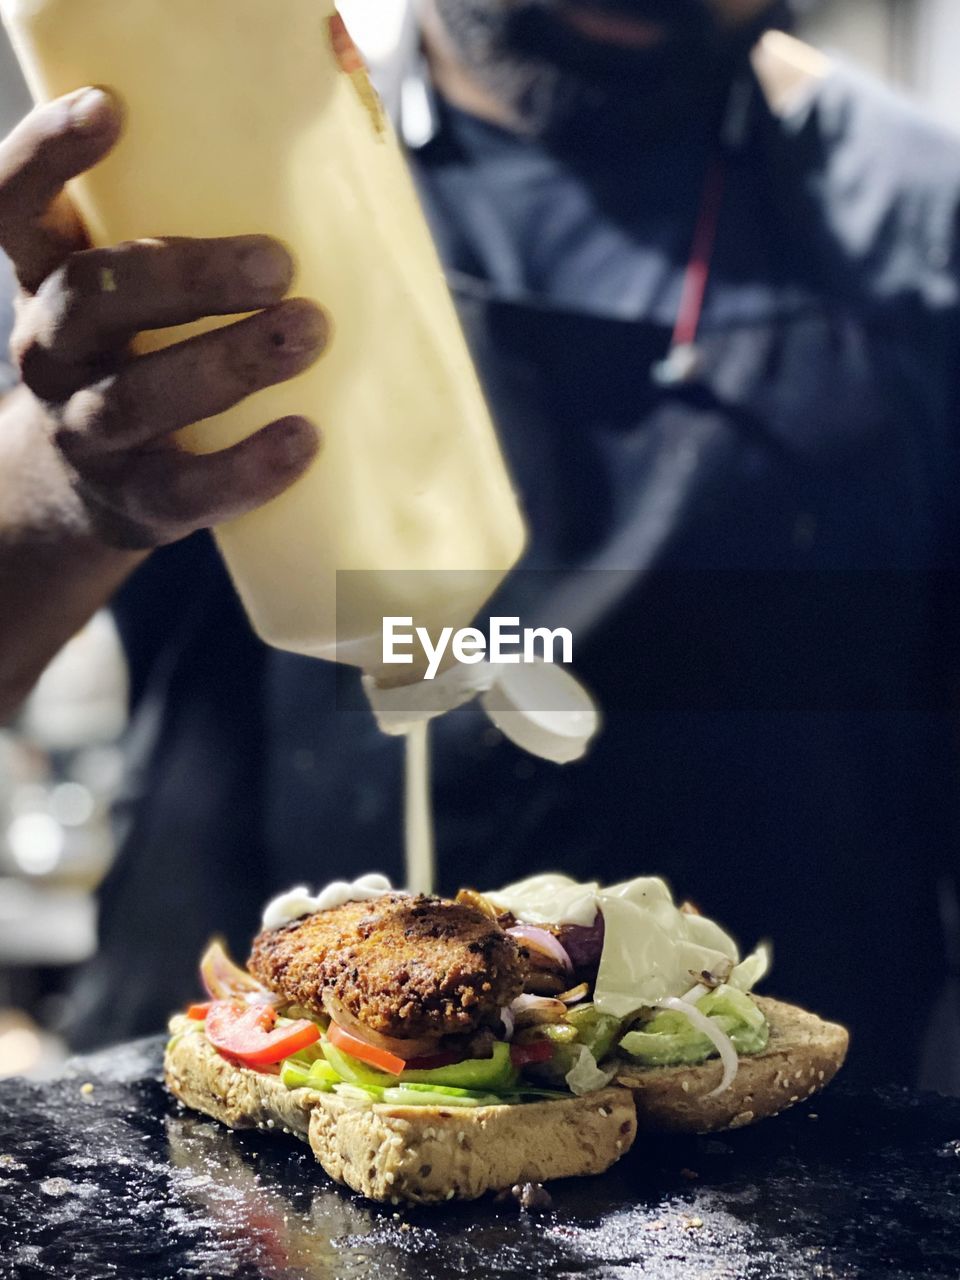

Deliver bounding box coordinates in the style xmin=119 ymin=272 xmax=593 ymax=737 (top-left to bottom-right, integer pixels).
xmin=0 ymin=0 xmax=526 ymax=675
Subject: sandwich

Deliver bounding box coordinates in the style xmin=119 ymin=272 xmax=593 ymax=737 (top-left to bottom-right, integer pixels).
xmin=164 ymin=872 xmax=848 ymax=1205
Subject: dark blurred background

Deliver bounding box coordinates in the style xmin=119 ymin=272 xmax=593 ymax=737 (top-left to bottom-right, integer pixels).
xmin=1 ymin=0 xmax=959 ymax=1079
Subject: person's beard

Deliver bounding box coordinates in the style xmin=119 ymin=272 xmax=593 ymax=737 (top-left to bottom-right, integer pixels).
xmin=433 ymin=0 xmax=794 ymax=147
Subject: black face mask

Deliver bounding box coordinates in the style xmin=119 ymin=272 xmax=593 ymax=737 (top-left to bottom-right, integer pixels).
xmin=434 ymin=0 xmax=794 ymax=147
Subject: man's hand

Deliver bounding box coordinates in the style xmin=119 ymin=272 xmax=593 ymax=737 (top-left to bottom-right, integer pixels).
xmin=0 ymin=87 xmax=327 ymax=549
xmin=0 ymin=88 xmax=330 ymax=717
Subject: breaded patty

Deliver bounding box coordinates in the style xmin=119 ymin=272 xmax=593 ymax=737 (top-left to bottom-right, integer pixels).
xmin=248 ymin=894 xmax=524 ymax=1040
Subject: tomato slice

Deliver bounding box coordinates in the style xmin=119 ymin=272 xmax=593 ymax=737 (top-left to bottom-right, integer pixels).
xmin=510 ymin=1039 xmax=554 ymax=1067
xmin=327 ymin=1022 xmax=410 ymax=1076
xmin=186 ymin=1002 xmax=212 ymax=1021
xmin=205 ymin=1000 xmax=320 ymax=1067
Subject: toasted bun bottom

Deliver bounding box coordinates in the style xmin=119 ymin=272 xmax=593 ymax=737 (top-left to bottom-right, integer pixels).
xmin=164 ymin=995 xmax=848 ymax=1201
xmin=614 ymin=996 xmax=849 ymax=1134
xmin=164 ymin=1017 xmax=637 ymax=1204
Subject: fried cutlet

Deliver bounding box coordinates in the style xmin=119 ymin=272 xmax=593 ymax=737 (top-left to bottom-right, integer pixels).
xmin=248 ymin=893 xmax=524 ymax=1040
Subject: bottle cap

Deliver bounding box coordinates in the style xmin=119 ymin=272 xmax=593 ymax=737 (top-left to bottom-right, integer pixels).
xmin=480 ymin=661 xmax=600 ymax=764
xmin=364 ymin=660 xmax=600 ymax=764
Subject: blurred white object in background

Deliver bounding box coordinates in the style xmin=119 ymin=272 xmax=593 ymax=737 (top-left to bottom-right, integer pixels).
xmin=338 ymin=0 xmax=418 ymax=122
xmin=8 ymin=812 xmax=63 ymax=877
xmin=0 ymin=614 xmax=127 ymax=1077
xmin=338 ymin=0 xmax=410 ymax=66
xmin=913 ymin=0 xmax=960 ymax=135
xmin=0 ymin=1007 xmax=64 ymax=1080
xmin=3 ymin=611 xmax=126 ymax=881
xmin=801 ymin=0 xmax=908 ymax=83
xmin=1 ymin=612 xmax=126 ymax=887
xmin=20 ymin=610 xmax=128 ymax=751
xmin=0 ymin=879 xmax=96 ymax=967
xmin=336 ymin=3 xmax=437 ymax=159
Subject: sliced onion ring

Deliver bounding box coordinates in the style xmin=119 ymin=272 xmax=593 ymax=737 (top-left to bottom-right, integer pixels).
xmin=455 ymin=888 xmax=499 ymax=921
xmin=507 ymin=926 xmax=574 ymax=973
xmin=557 ymin=982 xmax=590 ymax=1005
xmin=680 ymin=982 xmax=710 ymax=1005
xmin=656 ymin=996 xmax=738 ymax=1097
xmin=510 ymin=994 xmax=568 ymax=1025
xmin=499 ymin=1005 xmax=515 ymax=1040
xmin=200 ymin=939 xmax=281 ymax=1005
xmin=322 ymin=993 xmax=439 ymax=1060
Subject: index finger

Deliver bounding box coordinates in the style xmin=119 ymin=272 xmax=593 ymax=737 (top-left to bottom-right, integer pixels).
xmin=0 ymin=87 xmax=123 ymax=292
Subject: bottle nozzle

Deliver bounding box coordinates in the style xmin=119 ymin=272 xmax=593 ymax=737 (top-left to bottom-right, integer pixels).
xmin=363 ymin=660 xmax=600 ymax=763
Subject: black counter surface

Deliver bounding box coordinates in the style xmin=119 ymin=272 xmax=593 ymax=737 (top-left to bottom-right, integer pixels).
xmin=1 ymin=1037 xmax=959 ymax=1279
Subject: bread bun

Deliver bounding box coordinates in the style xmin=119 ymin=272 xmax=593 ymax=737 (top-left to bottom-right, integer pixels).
xmin=164 ymin=994 xmax=847 ymax=1203
xmin=614 ymin=996 xmax=849 ymax=1133
xmin=164 ymin=1016 xmax=636 ymax=1204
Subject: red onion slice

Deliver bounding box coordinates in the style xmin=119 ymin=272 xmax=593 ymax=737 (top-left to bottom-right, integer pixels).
xmin=556 ymin=916 xmax=605 ymax=969
xmin=200 ymin=939 xmax=281 ymax=1005
xmin=322 ymin=993 xmax=439 ymax=1060
xmin=507 ymin=926 xmax=574 ymax=973
xmin=656 ymin=995 xmax=739 ymax=1097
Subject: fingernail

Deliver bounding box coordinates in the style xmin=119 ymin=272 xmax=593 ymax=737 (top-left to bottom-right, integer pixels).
xmin=270 ymin=302 xmax=329 ymax=355
xmin=243 ymin=242 xmax=294 ymax=293
xmin=70 ymin=87 xmax=114 ymax=133
xmin=276 ymin=418 xmax=319 ymax=466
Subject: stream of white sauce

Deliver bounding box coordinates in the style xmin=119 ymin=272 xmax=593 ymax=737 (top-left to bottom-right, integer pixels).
xmin=261 ymin=725 xmax=435 ymax=928
xmin=404 ymin=720 xmax=435 ymax=896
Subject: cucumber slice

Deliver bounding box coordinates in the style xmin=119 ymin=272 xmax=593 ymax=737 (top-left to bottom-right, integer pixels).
xmin=281 ymin=1057 xmax=338 ymax=1091
xmin=333 ymin=1082 xmax=384 ymax=1102
xmin=698 ymin=985 xmax=766 ymax=1031
xmin=280 ymin=1061 xmax=312 ymax=1090
xmin=393 ymin=1082 xmax=483 ymax=1098
xmin=381 ymin=1087 xmax=500 ymax=1108
xmin=619 ymin=1002 xmax=769 ymax=1067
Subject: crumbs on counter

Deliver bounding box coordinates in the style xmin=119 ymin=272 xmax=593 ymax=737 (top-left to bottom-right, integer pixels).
xmin=495 ymin=1181 xmax=554 ymax=1212
xmin=39 ymin=1177 xmax=73 ymax=1198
